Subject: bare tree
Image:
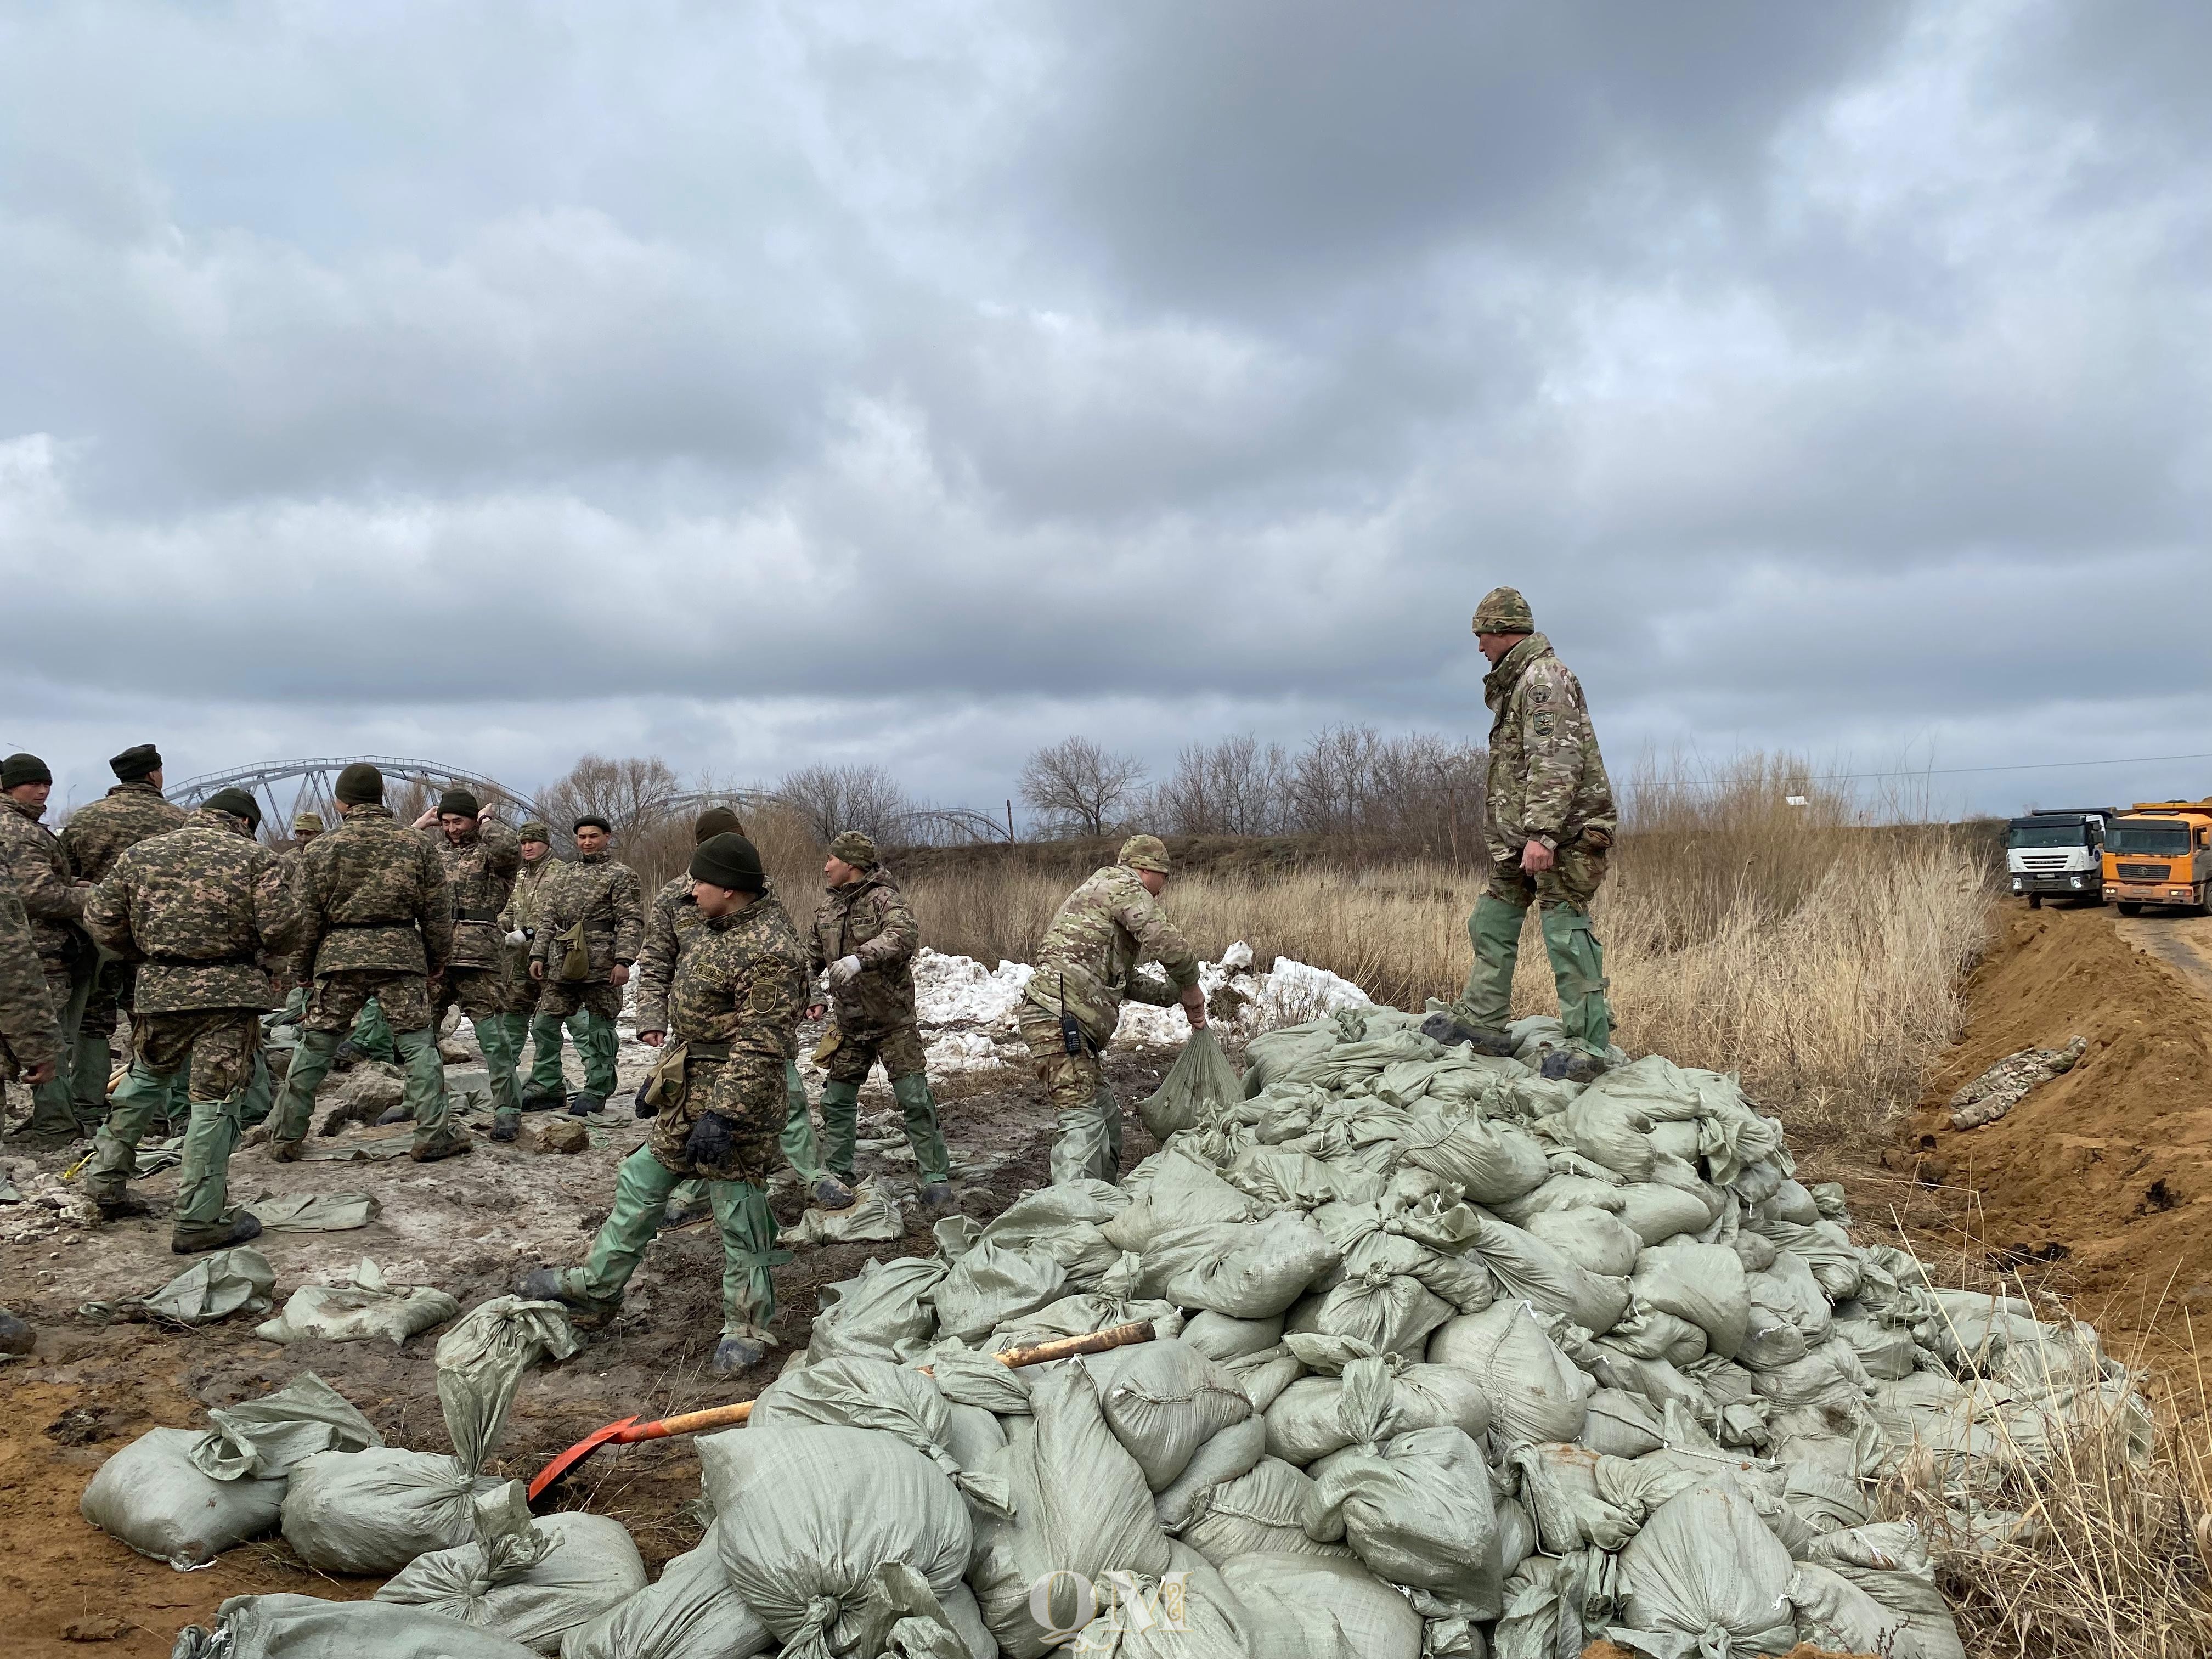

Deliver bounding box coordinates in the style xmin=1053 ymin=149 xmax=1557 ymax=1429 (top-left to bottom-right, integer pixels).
xmin=1155 ymin=734 xmax=1290 ymax=836
xmin=776 ymin=764 xmax=911 ymax=844
xmin=1020 ymin=737 xmax=1149 ymax=838
xmin=535 ymin=754 xmax=681 ymax=843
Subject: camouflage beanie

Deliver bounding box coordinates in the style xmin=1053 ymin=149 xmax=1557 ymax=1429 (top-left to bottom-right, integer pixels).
xmin=203 ymin=787 xmax=262 ymax=827
xmin=1471 ymin=586 xmax=1534 ymax=634
xmin=2 ymin=753 xmax=52 ymax=789
xmin=828 ymin=830 xmax=878 ymax=869
xmin=691 ymin=832 xmax=766 ymax=893
xmin=517 ymin=820 xmax=551 ymax=843
xmin=293 ymin=812 xmax=325 ymax=834
xmin=1119 ymin=833 xmax=1172 ymax=874
xmin=437 ymin=788 xmax=481 ymax=819
xmin=334 ymin=762 xmax=384 ymax=804
xmin=110 ymin=743 xmax=162 ymax=782
xmin=693 ymin=805 xmax=744 ymax=844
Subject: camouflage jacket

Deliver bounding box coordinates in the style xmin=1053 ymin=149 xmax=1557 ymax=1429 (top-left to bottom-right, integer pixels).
xmin=421 ymin=820 xmax=521 ymax=970
xmin=669 ymin=890 xmax=808 ymax=1071
xmin=0 ymin=796 xmax=88 ymax=971
xmin=499 ymin=853 xmax=562 ymax=937
xmin=0 ymin=876 xmax=61 ymax=1072
xmin=82 ymin=810 xmax=302 ymax=1015
xmin=808 ymin=870 xmax=920 ymax=1037
xmin=1023 ymin=864 xmax=1199 ymax=1045
xmin=1483 ymin=632 xmax=1617 ymax=860
xmin=291 ymin=803 xmax=454 ymax=979
xmin=528 ymin=852 xmax=644 ymax=976
xmin=59 ymin=782 xmax=188 ymax=884
xmin=634 ymin=872 xmax=701 ymax=1035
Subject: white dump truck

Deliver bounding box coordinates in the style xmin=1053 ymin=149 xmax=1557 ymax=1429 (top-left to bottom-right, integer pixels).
xmin=2004 ymin=807 xmax=2118 ymax=909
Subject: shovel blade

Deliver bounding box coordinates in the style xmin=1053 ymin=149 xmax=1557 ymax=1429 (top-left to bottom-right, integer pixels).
xmin=528 ymin=1415 xmax=642 ymax=1506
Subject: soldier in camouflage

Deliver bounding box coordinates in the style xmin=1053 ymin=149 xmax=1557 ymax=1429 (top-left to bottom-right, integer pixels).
xmin=264 ymin=763 xmax=471 ymax=1161
xmin=527 ymin=814 xmax=644 ymax=1114
xmin=805 ymin=830 xmax=954 ymax=1209
xmin=500 ymin=819 xmax=560 ymax=1101
xmin=58 ymin=743 xmax=188 ymax=1129
xmin=81 ymin=789 xmax=300 ymax=1251
xmin=269 ymin=811 xmax=326 ymax=1023
xmin=636 ymin=808 xmax=846 ymax=1221
xmin=0 ymin=752 xmax=94 ymax=1136
xmin=522 ymin=833 xmax=804 ymax=1375
xmin=1424 ymin=586 xmax=1620 ymax=1084
xmin=0 ymin=874 xmax=63 ymax=1092
xmin=412 ymin=789 xmax=525 ymax=1139
xmin=1018 ymin=834 xmax=1204 ymax=1184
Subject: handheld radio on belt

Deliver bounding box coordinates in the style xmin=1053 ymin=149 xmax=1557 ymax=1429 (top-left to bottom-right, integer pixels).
xmin=1059 ymin=972 xmax=1082 ymax=1057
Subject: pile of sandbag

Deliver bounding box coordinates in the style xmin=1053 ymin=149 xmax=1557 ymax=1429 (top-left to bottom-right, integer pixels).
xmin=170 ymin=1000 xmax=2145 ymax=1659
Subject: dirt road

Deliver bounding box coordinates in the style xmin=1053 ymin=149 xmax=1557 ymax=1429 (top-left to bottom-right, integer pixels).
xmin=1898 ymin=899 xmax=2212 ymax=1371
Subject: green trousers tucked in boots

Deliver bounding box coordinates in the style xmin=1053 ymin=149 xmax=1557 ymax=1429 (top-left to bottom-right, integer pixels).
xmin=1048 ymin=1078 xmax=1121 ymax=1186
xmin=1452 ymin=893 xmax=1614 ymax=1058
xmin=563 ymin=1146 xmax=785 ymax=1339
xmin=470 ymin=1014 xmax=523 ymax=1117
xmin=819 ymin=1071 xmax=953 ymax=1186
xmin=349 ymin=997 xmax=398 ymax=1063
xmin=25 ymin=971 xmax=91 ymax=1135
xmin=238 ymin=1051 xmax=275 ymax=1131
xmin=670 ymin=1060 xmax=823 ymax=1218
xmin=87 ymin=1064 xmax=249 ymax=1242
xmin=69 ymin=1030 xmax=112 ymax=1131
xmin=270 ymin=1025 xmax=454 ymax=1150
xmin=528 ymin=1010 xmax=614 ymax=1101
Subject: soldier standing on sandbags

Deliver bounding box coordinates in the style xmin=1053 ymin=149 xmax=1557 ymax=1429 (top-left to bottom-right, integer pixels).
xmin=636 ymin=807 xmax=849 ymax=1222
xmin=1422 ymin=585 xmax=1620 ymax=1084
xmin=263 ymin=763 xmax=472 ymax=1163
xmin=411 ymin=789 xmax=526 ymax=1140
xmin=1018 ymin=834 xmax=1205 ymax=1185
xmin=804 ymin=830 xmax=954 ymax=1213
xmin=526 ymin=814 xmax=644 ymax=1116
xmin=81 ymin=789 xmax=300 ymax=1250
xmin=0 ymin=752 xmax=95 ymax=1136
xmin=522 ymin=832 xmax=806 ymax=1376
xmin=58 ymin=744 xmax=188 ymax=1130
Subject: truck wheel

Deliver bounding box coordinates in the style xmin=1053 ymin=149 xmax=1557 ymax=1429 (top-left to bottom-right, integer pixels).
xmin=2028 ymin=894 xmax=2042 ymax=910
xmin=2117 ymin=901 xmax=2143 ymax=917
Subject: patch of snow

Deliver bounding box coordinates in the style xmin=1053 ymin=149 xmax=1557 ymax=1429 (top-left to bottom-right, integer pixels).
xmin=913 ymin=949 xmax=1035 ymax=1030
xmin=924 ymin=1030 xmax=1007 ymax=1074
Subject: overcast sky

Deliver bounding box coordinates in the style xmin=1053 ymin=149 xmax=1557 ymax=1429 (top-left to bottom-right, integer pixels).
xmin=3 ymin=0 xmax=2205 ymax=823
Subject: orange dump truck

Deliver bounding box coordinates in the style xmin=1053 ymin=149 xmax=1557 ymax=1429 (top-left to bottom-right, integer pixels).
xmin=2102 ymin=800 xmax=2212 ymax=916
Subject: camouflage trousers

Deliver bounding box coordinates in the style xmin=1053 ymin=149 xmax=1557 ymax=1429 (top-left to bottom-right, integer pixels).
xmin=1015 ymin=1003 xmax=1120 ymax=1186
xmin=1452 ymin=839 xmax=1613 ymax=1057
xmin=87 ymin=1008 xmax=261 ymax=1235
xmin=817 ymin=1022 xmax=950 ymax=1186
xmin=560 ymin=1145 xmax=787 ymax=1342
xmin=435 ymin=966 xmax=524 ymax=1119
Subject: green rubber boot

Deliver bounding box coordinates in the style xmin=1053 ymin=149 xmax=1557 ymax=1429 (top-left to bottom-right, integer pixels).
xmin=710 ymin=1178 xmax=788 ymax=1340
xmin=267 ymin=1029 xmax=340 ymax=1152
xmin=527 ymin=1012 xmax=570 ymax=1101
xmin=84 ymin=1059 xmax=175 ymax=1206
xmin=1450 ymin=894 xmax=1528 ymax=1034
xmin=574 ymin=1012 xmax=619 ymax=1101
xmin=889 ymin=1071 xmax=952 ymax=1186
xmin=564 ymin=1146 xmax=680 ymax=1314
xmin=817 ymin=1079 xmax=861 ymax=1182
xmin=472 ymin=1014 xmax=522 ymax=1118
xmin=173 ymin=1086 xmax=249 ymax=1232
xmin=393 ymin=1026 xmax=467 ymax=1159
xmin=1539 ymin=901 xmax=1613 ymax=1058
xmin=69 ymin=1031 xmax=111 ymax=1131
xmin=778 ymin=1059 xmax=826 ymax=1183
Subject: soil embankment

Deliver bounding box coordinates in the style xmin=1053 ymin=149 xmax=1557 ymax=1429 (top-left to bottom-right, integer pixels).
xmin=1900 ymin=900 xmax=2212 ymax=1367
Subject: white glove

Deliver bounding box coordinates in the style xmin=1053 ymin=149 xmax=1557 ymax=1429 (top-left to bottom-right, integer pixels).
xmin=506 ymin=929 xmax=527 ymax=945
xmin=827 ymin=955 xmax=864 ymax=989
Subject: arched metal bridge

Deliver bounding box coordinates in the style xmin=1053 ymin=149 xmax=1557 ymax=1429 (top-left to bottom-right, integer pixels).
xmin=169 ymin=756 xmax=538 ymax=830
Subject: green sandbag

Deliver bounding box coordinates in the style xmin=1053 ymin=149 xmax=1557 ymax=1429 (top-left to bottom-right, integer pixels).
xmin=1138 ymin=1028 xmax=1244 ymax=1141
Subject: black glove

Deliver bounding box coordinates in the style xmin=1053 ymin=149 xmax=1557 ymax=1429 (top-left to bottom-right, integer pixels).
xmin=633 ymin=1079 xmax=657 ymax=1119
xmin=684 ymin=1111 xmax=736 ymax=1167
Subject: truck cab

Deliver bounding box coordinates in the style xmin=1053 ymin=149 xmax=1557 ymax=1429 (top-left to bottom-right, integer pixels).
xmin=2005 ymin=809 xmax=2117 ymax=909
xmin=2102 ymin=800 xmax=2212 ymax=916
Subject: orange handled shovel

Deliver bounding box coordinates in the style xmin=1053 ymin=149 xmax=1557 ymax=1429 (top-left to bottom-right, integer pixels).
xmin=527 ymin=1317 xmax=1156 ymax=1504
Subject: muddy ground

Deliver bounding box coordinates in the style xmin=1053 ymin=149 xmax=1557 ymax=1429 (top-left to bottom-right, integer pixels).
xmin=0 ymin=1029 xmax=1170 ymax=1656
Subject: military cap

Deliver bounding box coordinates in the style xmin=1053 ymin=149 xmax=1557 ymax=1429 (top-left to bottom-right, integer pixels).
xmin=827 ymin=829 xmax=878 ymax=869
xmin=693 ymin=805 xmax=744 ymax=844
xmin=203 ymin=787 xmax=262 ymax=827
xmin=573 ymin=812 xmax=612 ymax=836
xmin=1471 ymin=586 xmax=1534 ymax=634
xmin=2 ymin=753 xmax=52 ymax=789
xmin=517 ymin=820 xmax=551 ymax=843
xmin=690 ymin=832 xmax=765 ymax=892
xmin=1119 ymin=834 xmax=1172 ymax=874
xmin=110 ymin=743 xmax=162 ymax=782
xmin=293 ymin=812 xmax=325 ymax=834
xmin=334 ymin=762 xmax=384 ymax=804
xmin=438 ymin=788 xmax=482 ymax=819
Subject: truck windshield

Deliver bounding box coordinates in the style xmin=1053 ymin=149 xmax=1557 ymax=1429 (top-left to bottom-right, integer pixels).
xmin=2107 ymin=822 xmax=2191 ymax=855
xmin=2007 ymin=824 xmax=2086 ymax=849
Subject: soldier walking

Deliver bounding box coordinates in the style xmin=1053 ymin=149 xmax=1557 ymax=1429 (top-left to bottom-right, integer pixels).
xmin=526 ymin=814 xmax=643 ymax=1116
xmin=522 ymin=832 xmax=805 ymax=1375
xmin=635 ymin=808 xmax=849 ymax=1218
xmin=1421 ymin=586 xmax=1619 ymax=1083
xmin=1017 ymin=834 xmax=1204 ymax=1185
xmin=81 ymin=789 xmax=298 ymax=1251
xmin=264 ymin=763 xmax=471 ymax=1162
xmin=805 ymin=831 xmax=954 ymax=1211
xmin=58 ymin=743 xmax=187 ymax=1127
xmin=413 ymin=789 xmax=526 ymax=1139
xmin=0 ymin=752 xmax=94 ymax=1136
